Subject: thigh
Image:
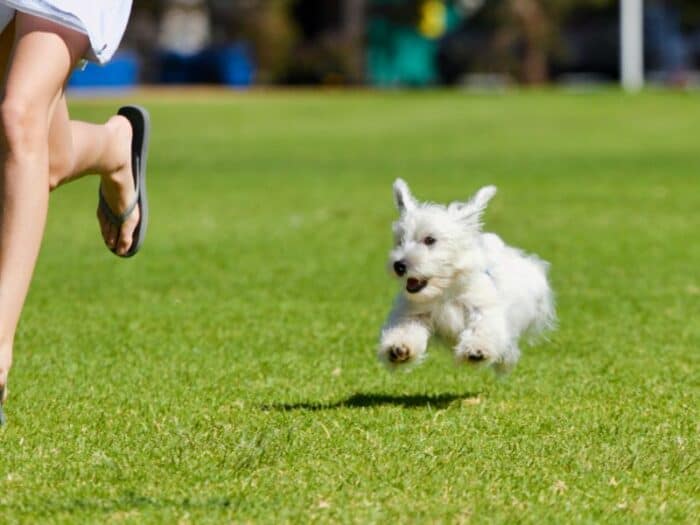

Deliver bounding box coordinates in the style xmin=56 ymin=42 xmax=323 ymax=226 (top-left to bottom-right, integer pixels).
xmin=4 ymin=13 xmax=88 ymax=114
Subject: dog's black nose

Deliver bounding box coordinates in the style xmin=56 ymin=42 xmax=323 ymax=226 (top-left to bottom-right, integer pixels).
xmin=393 ymin=260 xmax=407 ymax=276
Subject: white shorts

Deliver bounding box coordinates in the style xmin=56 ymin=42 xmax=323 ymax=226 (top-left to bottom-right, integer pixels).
xmin=0 ymin=0 xmax=132 ymax=64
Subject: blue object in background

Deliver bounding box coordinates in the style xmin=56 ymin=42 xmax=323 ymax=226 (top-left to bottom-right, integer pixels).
xmin=68 ymin=45 xmax=254 ymax=89
xmin=159 ymin=44 xmax=255 ymax=87
xmin=68 ymin=51 xmax=139 ymax=89
xmin=219 ymin=43 xmax=255 ymax=88
xmin=158 ymin=50 xmax=216 ymax=84
xmin=644 ymin=2 xmax=688 ymax=76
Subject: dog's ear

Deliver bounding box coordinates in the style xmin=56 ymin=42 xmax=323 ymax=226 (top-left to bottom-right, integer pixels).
xmin=449 ymin=185 xmax=497 ymax=229
xmin=393 ymin=178 xmax=417 ymax=213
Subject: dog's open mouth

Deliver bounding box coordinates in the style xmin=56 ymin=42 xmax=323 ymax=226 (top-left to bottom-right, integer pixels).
xmin=406 ymin=278 xmax=428 ymax=294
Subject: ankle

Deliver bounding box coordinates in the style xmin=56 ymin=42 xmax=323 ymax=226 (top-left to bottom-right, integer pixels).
xmin=101 ymin=115 xmax=132 ymax=177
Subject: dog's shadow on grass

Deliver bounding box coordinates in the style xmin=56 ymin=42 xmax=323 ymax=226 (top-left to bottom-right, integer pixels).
xmin=264 ymin=392 xmax=478 ymax=411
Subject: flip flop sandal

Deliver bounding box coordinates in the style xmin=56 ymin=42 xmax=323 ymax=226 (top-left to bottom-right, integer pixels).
xmin=98 ymin=105 xmax=150 ymax=258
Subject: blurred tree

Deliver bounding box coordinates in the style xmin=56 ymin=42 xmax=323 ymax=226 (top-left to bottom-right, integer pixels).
xmin=126 ymin=0 xmax=297 ymax=83
xmin=501 ymin=0 xmax=615 ymax=83
xmin=677 ymin=0 xmax=700 ymax=26
xmin=282 ymin=0 xmax=368 ymax=84
xmin=208 ymin=0 xmax=298 ymax=83
xmin=210 ymin=0 xmax=366 ymax=84
xmin=126 ymin=0 xmax=700 ymax=86
xmin=521 ymin=0 xmax=699 ymax=83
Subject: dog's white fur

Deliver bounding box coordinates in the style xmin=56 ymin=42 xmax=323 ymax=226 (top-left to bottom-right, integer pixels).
xmin=378 ymin=179 xmax=555 ymax=373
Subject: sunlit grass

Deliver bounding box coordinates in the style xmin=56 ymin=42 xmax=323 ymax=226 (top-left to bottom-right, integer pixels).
xmin=1 ymin=90 xmax=698 ymax=523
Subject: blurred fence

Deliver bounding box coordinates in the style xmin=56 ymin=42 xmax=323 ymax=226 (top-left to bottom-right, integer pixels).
xmin=69 ymin=0 xmax=700 ymax=89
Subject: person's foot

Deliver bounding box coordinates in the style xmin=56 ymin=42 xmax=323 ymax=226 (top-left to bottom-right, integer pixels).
xmin=97 ymin=115 xmax=140 ymax=257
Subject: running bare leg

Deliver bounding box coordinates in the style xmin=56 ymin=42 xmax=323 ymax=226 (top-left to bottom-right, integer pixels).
xmin=0 ymin=13 xmax=88 ymax=399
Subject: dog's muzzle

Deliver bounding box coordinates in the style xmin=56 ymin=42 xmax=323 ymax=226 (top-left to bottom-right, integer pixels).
xmin=406 ymin=277 xmax=428 ymax=294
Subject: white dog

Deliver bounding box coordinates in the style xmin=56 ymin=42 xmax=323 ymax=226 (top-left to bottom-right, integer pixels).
xmin=378 ymin=179 xmax=555 ymax=373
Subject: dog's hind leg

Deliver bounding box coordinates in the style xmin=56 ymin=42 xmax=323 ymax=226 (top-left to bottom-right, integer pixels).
xmin=454 ymin=307 xmax=513 ymax=369
xmin=492 ymin=343 xmax=520 ymax=374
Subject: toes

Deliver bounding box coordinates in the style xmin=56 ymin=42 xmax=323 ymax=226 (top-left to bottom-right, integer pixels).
xmin=101 ymin=222 xmax=110 ymax=245
xmin=97 ymin=207 xmax=140 ymax=255
xmin=97 ymin=209 xmax=118 ymax=250
xmin=116 ymin=228 xmax=133 ymax=256
xmin=116 ymin=210 xmax=140 ymax=256
xmin=106 ymin=224 xmax=118 ymax=250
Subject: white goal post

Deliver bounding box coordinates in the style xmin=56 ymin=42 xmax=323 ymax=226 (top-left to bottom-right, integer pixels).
xmin=621 ymin=0 xmax=644 ymax=91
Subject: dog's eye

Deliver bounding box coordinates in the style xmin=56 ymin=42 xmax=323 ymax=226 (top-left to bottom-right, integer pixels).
xmin=423 ymin=236 xmax=436 ymax=246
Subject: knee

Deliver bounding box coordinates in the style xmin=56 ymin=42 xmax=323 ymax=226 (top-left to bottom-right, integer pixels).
xmin=0 ymin=96 xmax=46 ymax=156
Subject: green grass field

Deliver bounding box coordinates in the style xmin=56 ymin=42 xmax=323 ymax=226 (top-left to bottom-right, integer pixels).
xmin=1 ymin=90 xmax=698 ymax=524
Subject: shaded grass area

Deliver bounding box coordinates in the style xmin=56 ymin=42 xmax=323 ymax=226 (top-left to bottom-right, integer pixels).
xmin=1 ymin=90 xmax=698 ymax=523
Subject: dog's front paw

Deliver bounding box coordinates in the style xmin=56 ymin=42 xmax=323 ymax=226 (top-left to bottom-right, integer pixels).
xmin=378 ymin=342 xmax=417 ymax=367
xmin=378 ymin=321 xmax=429 ymax=368
xmin=387 ymin=344 xmax=411 ymax=363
